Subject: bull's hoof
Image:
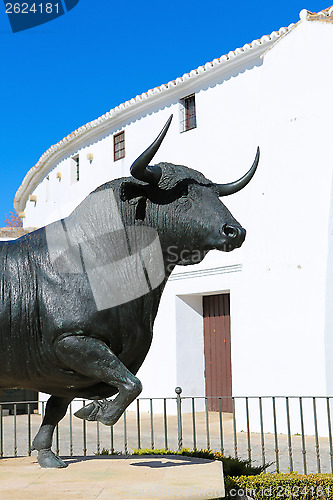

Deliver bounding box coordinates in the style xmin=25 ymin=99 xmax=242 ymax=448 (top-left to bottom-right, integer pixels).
xmin=95 ymin=407 xmax=123 ymax=426
xmin=37 ymin=449 xmax=68 ymax=468
xmin=74 ymin=400 xmax=122 ymax=426
xmin=74 ymin=400 xmax=101 ymax=421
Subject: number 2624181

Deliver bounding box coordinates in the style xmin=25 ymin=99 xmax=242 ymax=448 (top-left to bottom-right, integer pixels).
xmin=6 ymin=3 xmax=60 ymax=14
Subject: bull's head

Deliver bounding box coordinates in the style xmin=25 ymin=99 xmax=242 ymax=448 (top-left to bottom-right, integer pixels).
xmin=121 ymin=115 xmax=259 ymax=270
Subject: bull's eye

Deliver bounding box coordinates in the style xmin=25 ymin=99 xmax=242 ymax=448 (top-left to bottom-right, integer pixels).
xmin=178 ymin=186 xmax=188 ymax=198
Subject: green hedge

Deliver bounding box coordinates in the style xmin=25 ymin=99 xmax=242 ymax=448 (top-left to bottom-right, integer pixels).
xmin=227 ymin=473 xmax=333 ymax=500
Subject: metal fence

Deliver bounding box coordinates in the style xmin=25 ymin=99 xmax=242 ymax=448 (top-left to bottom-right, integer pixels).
xmin=1 ymin=392 xmax=333 ymax=474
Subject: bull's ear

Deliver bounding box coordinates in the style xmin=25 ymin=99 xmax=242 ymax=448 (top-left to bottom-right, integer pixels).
xmin=120 ymin=181 xmax=149 ymax=204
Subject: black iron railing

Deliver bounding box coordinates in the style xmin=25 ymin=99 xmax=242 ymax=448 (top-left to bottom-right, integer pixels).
xmin=1 ymin=392 xmax=333 ymax=474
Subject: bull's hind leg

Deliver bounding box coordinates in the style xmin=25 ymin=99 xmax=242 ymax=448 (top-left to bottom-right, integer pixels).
xmin=32 ymin=395 xmax=72 ymax=468
xmin=55 ymin=335 xmax=142 ymax=425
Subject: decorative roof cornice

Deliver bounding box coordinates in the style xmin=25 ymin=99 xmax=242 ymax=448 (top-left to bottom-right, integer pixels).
xmin=302 ymin=5 xmax=333 ymax=22
xmin=0 ymin=227 xmax=38 ymax=239
xmin=14 ymin=22 xmax=296 ymax=213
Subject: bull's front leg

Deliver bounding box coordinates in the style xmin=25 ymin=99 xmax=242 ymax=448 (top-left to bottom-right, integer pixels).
xmin=55 ymin=335 xmax=142 ymax=425
xmin=32 ymin=395 xmax=73 ymax=468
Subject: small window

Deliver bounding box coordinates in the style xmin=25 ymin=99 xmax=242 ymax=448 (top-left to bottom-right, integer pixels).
xmin=180 ymin=94 xmax=197 ymax=132
xmin=114 ymin=131 xmax=125 ymax=161
xmin=74 ymin=156 xmax=79 ymax=181
xmin=70 ymin=155 xmax=80 ymax=184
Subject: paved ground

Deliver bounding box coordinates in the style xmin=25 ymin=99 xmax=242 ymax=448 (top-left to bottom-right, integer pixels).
xmin=0 ymin=455 xmax=224 ymax=500
xmin=0 ymin=411 xmax=332 ymax=474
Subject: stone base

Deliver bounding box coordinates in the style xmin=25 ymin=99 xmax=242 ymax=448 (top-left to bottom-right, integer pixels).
xmin=0 ymin=455 xmax=225 ymax=499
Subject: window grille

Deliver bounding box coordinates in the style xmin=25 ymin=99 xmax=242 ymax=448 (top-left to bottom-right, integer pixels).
xmin=74 ymin=156 xmax=79 ymax=181
xmin=180 ymin=94 xmax=197 ymax=132
xmin=70 ymin=155 xmax=79 ymax=184
xmin=114 ymin=131 xmax=125 ymax=161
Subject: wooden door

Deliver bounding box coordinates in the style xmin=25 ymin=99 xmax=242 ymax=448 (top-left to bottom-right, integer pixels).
xmin=203 ymin=294 xmax=232 ymax=412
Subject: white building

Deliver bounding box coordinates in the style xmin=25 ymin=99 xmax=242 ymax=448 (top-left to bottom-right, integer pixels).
xmin=13 ymin=6 xmax=333 ymax=420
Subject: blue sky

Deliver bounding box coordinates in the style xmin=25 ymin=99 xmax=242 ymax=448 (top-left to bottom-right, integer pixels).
xmin=0 ymin=0 xmax=328 ymax=225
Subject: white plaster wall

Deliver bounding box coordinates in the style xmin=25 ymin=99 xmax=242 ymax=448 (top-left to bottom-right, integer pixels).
xmin=233 ymin=20 xmax=333 ymax=435
xmin=237 ymin=20 xmax=333 ymax=398
xmin=325 ymin=176 xmax=333 ymax=395
xmin=175 ymin=294 xmax=205 ymax=399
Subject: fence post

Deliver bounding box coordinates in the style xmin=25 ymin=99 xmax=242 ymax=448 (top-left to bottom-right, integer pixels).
xmin=14 ymin=404 xmax=17 ymax=457
xmin=313 ymin=397 xmax=321 ymax=473
xmin=28 ymin=403 xmax=31 ymax=457
xmin=175 ymin=387 xmax=183 ymax=450
xmin=0 ymin=405 xmax=2 ymax=458
xmin=137 ymin=399 xmax=141 ymax=450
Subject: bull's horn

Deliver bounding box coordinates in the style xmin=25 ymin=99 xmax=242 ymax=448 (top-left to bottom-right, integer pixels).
xmin=217 ymin=147 xmax=260 ymax=197
xmin=130 ymin=115 xmax=173 ymax=184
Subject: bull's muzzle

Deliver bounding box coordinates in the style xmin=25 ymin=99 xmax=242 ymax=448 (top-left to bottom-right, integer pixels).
xmin=221 ymin=224 xmax=246 ymax=247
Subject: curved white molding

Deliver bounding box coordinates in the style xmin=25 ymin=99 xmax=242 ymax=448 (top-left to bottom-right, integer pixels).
xmin=14 ymin=23 xmax=295 ymax=213
xmin=169 ymin=264 xmax=242 ymax=281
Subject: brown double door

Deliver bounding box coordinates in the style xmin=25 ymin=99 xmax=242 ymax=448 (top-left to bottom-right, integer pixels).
xmin=203 ymin=294 xmax=232 ymax=412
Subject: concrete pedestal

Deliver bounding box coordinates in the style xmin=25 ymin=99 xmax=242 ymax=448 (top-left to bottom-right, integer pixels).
xmin=0 ymin=455 xmax=225 ymax=499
